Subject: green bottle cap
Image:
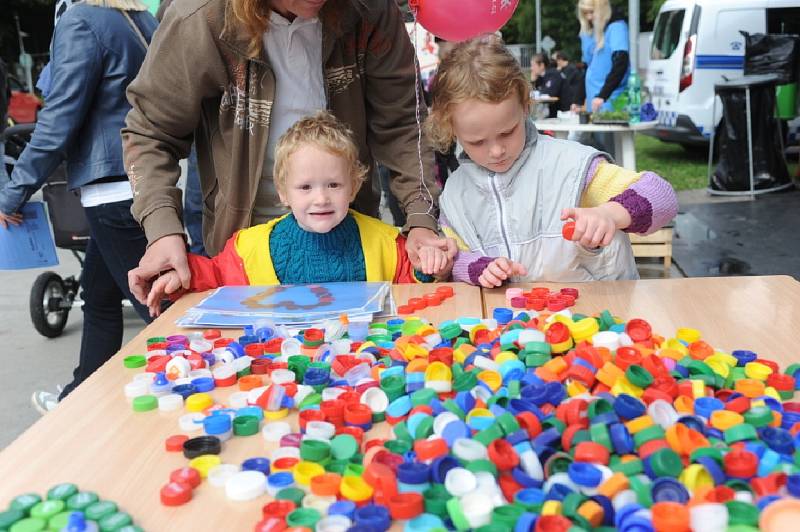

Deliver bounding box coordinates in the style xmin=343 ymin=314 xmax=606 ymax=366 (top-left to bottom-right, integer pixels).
xmin=423 ymin=484 xmax=450 ymax=517
xmin=47 ymin=511 xmax=73 ymax=531
xmin=725 ymin=500 xmax=759 ymax=526
xmin=649 ymin=448 xmax=682 ymax=478
xmin=330 ymin=434 xmax=358 ymax=461
xmin=286 ymin=508 xmax=321 ymax=528
xmin=0 ymin=509 xmax=25 ymax=530
xmin=47 ymin=484 xmax=78 ymax=502
xmin=465 ymin=459 xmax=497 ymax=476
xmin=275 ymin=487 xmax=306 ymax=507
xmin=414 ymin=417 xmax=435 ymax=440
xmin=625 ymin=365 xmax=654 ymax=388
xmin=232 ymin=415 xmax=260 ymax=437
xmin=117 ymin=527 xmax=144 ymax=532
xmin=299 ymin=439 xmax=331 ymax=462
xmin=411 ymin=388 xmax=436 ymax=407
xmin=123 ymin=355 xmax=146 ymax=369
xmin=10 ymin=494 xmax=42 ymax=514
xmin=29 ymin=501 xmax=64 ymax=521
xmin=724 ymin=423 xmax=758 ymax=444
xmin=84 ymin=501 xmax=117 ymax=522
xmin=8 ymin=517 xmax=46 ymax=532
xmin=131 ymin=395 xmax=157 ymax=412
xmin=98 ymin=511 xmax=133 ymax=531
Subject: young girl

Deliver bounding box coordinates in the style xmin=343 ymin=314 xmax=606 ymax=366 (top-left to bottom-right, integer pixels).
xmin=427 ymin=39 xmax=678 ymax=285
xmin=139 ymin=112 xmax=452 ymax=316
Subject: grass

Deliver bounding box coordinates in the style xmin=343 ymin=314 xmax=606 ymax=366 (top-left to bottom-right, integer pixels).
xmin=635 ymin=134 xmax=709 ymax=191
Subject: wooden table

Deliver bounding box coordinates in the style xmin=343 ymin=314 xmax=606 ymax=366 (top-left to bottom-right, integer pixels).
xmin=483 ymin=276 xmax=800 ymax=366
xmin=0 ymin=283 xmax=481 ymax=531
xmin=533 ymin=119 xmax=657 ymax=170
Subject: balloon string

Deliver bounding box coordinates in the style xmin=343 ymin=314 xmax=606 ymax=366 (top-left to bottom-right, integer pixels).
xmin=410 ymin=7 xmax=436 ymax=219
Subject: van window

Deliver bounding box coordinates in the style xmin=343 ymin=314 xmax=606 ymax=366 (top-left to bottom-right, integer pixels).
xmin=651 ymin=9 xmax=685 ymax=60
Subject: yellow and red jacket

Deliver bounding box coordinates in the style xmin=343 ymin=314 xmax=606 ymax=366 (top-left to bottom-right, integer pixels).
xmin=186 ymin=211 xmax=424 ymax=290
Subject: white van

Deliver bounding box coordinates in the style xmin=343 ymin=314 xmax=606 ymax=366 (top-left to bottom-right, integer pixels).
xmin=645 ymin=0 xmax=800 ymax=147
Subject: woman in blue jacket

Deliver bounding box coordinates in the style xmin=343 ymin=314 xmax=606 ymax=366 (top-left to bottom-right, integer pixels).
xmin=577 ymin=0 xmax=630 ymax=113
xmin=0 ymin=0 xmax=157 ymax=412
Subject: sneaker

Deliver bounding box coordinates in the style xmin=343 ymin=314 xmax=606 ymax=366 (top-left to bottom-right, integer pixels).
xmin=55 ymin=384 xmax=64 ymax=395
xmin=31 ymin=391 xmax=59 ymax=414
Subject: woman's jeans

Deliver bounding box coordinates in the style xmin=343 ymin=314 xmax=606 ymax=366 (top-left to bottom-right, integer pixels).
xmin=58 ymin=199 xmax=151 ymax=399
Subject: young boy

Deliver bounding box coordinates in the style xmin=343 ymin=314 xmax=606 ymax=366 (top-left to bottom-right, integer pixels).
xmin=140 ymin=112 xmax=453 ymax=316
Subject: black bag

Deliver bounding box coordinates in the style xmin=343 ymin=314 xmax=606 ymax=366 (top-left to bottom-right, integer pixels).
xmin=711 ymin=75 xmax=791 ymax=192
xmin=42 ymin=165 xmax=90 ymax=250
xmin=742 ymin=31 xmax=800 ymax=84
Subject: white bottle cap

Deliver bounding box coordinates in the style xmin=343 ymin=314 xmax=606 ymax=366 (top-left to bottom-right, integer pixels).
xmin=360 ymin=387 xmax=389 ymax=413
xmin=432 ymin=412 xmax=460 ymax=437
xmin=292 ymin=385 xmax=315 ymax=406
xmin=208 ymin=463 xmax=240 ymax=487
xmin=444 ymin=467 xmax=477 ymax=497
xmin=271 ymin=446 xmax=300 ymax=461
xmin=648 ymin=399 xmax=680 ymax=429
xmin=302 ymin=494 xmax=336 ymax=514
xmin=330 ymin=339 xmax=352 ymax=355
xmin=225 ymin=470 xmax=267 ymax=501
xmin=690 ymin=503 xmax=728 ymax=532
xmin=146 ymin=349 xmax=167 ymax=359
xmin=231 ymin=356 xmax=251 ymax=372
xmin=271 ymin=369 xmax=296 ymax=385
xmin=173 ymin=377 xmax=192 ymax=386
xmin=305 ymin=421 xmax=336 ymax=440
xmin=212 ymin=364 xmax=236 ymax=380
xmin=228 ymin=391 xmax=250 ymax=410
xmin=592 ymin=331 xmax=621 ymax=351
xmin=124 ymin=380 xmax=149 ymax=400
xmin=178 ymin=413 xmax=205 ymax=432
xmin=247 ymin=386 xmax=270 ymax=405
xmin=544 ymin=472 xmax=579 ymax=493
xmin=452 ymin=438 xmax=488 ymax=461
xmin=165 ymin=357 xmax=192 ymax=380
xmin=519 ymin=450 xmax=544 ymax=481
xmin=262 ymin=421 xmax=292 ymax=442
xmin=425 ymin=380 xmax=453 ymax=393
xmin=133 ymin=372 xmax=156 ymax=383
xmin=612 ymin=489 xmax=638 ymax=511
xmin=460 ymin=492 xmax=493 ymax=529
xmin=158 ymin=394 xmax=183 ymax=412
xmin=281 ymin=338 xmax=302 ymax=356
xmin=188 ymin=368 xmax=213 ymax=380
xmin=189 ymin=339 xmax=213 ymax=353
xmin=518 ymin=329 xmax=545 ymax=344
xmin=315 ymin=515 xmax=352 ymax=532
xmin=321 ymin=387 xmax=346 ymax=401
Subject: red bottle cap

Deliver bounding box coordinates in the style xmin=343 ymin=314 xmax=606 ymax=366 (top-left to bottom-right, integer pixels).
xmin=408 ymin=298 xmax=427 ymax=311
xmin=573 ymin=441 xmax=611 ymax=465
xmin=165 ymin=434 xmax=189 ymax=452
xmin=343 ymin=403 xmax=372 ymax=425
xmin=160 ymin=481 xmax=193 ymax=506
xmin=245 ymin=343 xmax=265 ymax=357
xmin=562 ymin=221 xmax=576 ymax=241
xmin=397 ymin=304 xmax=414 ymax=315
xmin=203 ymin=329 xmax=221 ymax=340
xmin=213 ymin=338 xmax=233 ymax=348
xmin=625 ymin=319 xmax=653 ymax=343
xmin=723 ymin=449 xmax=758 ymax=478
xmin=262 ymin=500 xmax=296 ymax=519
xmin=435 ymin=285 xmax=454 ymax=298
xmin=251 ymin=358 xmax=272 ymax=375
xmin=423 ymin=293 xmax=443 ymax=307
xmin=413 ymin=438 xmax=449 ymax=462
xmin=487 ymin=439 xmax=520 ymax=471
xmin=170 ymin=467 xmax=202 ymax=489
xmin=388 ymin=492 xmax=424 ymax=520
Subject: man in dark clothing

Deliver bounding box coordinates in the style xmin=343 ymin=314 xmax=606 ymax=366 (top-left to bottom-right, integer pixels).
xmin=0 ymin=58 xmax=10 ymax=183
xmin=553 ymin=50 xmax=586 ymax=112
xmin=530 ymin=53 xmax=562 ymax=118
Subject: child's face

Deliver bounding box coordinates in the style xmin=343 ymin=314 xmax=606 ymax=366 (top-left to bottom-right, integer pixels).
xmin=278 ymin=144 xmax=355 ymax=233
xmin=451 ymin=97 xmax=526 ymax=174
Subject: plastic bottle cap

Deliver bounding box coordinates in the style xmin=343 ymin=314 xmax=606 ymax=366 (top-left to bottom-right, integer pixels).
xmin=444 ymin=467 xmax=477 ymax=497
xmin=178 ymin=413 xmax=204 ymax=432
xmin=262 ymin=422 xmax=292 ymax=442
xmin=225 ymin=470 xmax=267 ymax=501
xmin=760 ymin=499 xmax=800 ymax=532
xmin=132 ymin=395 xmax=158 ymax=412
xmin=123 ymin=355 xmax=146 ymax=368
xmin=208 ymin=464 xmax=241 ymax=488
xmin=160 ymin=481 xmax=192 ymax=506
xmin=158 ymin=394 xmax=183 ymax=412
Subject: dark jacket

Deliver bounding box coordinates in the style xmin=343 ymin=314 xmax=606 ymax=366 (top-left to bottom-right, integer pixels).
xmin=558 ymin=63 xmax=585 ymax=111
xmin=0 ymin=4 xmax=157 ymax=214
xmin=0 ymin=58 xmax=9 ymax=133
xmin=123 ymin=0 xmax=439 ymax=256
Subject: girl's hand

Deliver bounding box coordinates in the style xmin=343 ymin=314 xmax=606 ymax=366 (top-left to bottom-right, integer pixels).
xmin=478 ymin=257 xmax=528 ymax=288
xmin=146 ymin=270 xmax=184 ymax=318
xmin=561 ymin=203 xmax=631 ymax=248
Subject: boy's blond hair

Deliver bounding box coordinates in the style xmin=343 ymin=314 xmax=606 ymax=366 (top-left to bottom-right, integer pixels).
xmin=426 ymin=39 xmax=530 ymax=152
xmin=273 ymin=111 xmax=368 ymax=197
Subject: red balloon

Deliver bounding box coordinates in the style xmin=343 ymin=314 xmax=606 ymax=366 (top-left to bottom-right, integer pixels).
xmin=412 ymin=0 xmax=520 ymax=42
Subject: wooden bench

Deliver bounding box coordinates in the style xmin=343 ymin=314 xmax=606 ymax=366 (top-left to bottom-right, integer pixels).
xmin=629 ymin=226 xmax=674 ymax=269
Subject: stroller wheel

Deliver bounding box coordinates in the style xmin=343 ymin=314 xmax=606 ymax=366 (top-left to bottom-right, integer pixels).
xmin=30 ymin=272 xmax=70 ymax=338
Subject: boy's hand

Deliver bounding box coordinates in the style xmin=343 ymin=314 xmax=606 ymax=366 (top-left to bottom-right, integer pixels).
xmin=146 ymin=270 xmax=184 ymax=318
xmin=478 ymin=257 xmax=528 ymax=288
xmin=561 ymin=203 xmax=631 ymax=249
xmin=417 ymin=245 xmax=451 ymax=277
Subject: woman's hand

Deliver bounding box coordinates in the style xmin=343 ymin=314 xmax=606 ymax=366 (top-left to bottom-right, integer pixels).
xmin=127 ymin=234 xmax=190 ymax=305
xmin=0 ymin=211 xmax=23 ymax=229
xmin=591 ymin=97 xmax=605 ymax=113
xmin=406 ymin=228 xmax=457 ymax=269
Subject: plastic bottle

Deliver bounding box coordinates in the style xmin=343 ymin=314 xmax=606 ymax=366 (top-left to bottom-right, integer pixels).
xmin=628 ymin=71 xmax=641 ymax=124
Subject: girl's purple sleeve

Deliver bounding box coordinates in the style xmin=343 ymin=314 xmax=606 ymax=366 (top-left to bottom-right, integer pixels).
xmin=440 ymin=212 xmax=496 ymax=285
xmin=583 ymin=155 xmax=678 ymax=234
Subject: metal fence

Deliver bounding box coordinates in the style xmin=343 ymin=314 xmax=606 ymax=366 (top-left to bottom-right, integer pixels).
xmin=507 ymin=44 xmax=537 ymax=75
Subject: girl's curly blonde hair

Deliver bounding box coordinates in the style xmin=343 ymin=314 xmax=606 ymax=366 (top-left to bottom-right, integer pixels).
xmin=425 ymin=38 xmax=530 ymax=153
xmin=273 ymin=111 xmax=368 ymax=197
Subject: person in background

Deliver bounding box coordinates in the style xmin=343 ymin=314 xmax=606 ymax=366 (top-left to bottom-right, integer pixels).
xmin=139 ymin=112 xmax=453 ymax=316
xmin=0 ymin=0 xmax=157 ymax=413
xmin=0 ymin=57 xmax=10 ymax=183
xmin=123 ymin=0 xmax=454 ymax=305
xmin=530 ymin=53 xmax=561 ymax=118
xmin=553 ymin=50 xmax=586 ymax=112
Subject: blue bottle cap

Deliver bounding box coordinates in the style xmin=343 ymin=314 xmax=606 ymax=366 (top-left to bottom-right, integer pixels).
xmin=241 ymin=457 xmax=270 ymax=475
xmin=327 ymin=500 xmax=356 ymax=519
xmin=567 ymin=462 xmax=603 ymax=487
xmin=613 ymin=394 xmax=647 ymax=419
xmin=191 ymin=377 xmax=215 ymax=393
xmin=651 ymin=477 xmax=689 ymax=503
xmin=354 ymin=504 xmax=391 ymax=532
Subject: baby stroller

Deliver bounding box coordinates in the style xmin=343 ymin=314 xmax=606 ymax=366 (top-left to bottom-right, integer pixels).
xmin=3 ymin=123 xmax=90 ymax=337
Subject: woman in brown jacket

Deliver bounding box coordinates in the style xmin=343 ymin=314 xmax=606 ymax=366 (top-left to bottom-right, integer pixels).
xmin=123 ymin=0 xmax=452 ymax=300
